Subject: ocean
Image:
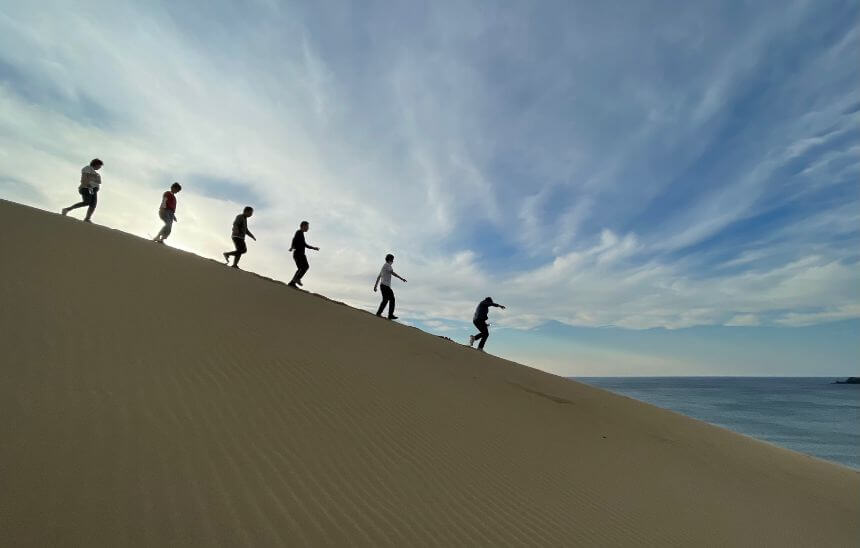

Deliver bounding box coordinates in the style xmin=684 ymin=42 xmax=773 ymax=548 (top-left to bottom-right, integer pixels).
xmin=575 ymin=377 xmax=860 ymax=469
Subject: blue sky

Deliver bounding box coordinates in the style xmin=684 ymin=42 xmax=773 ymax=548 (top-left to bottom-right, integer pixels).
xmin=1 ymin=0 xmax=857 ymax=375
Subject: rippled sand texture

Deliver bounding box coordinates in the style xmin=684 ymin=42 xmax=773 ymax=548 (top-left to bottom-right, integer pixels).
xmin=1 ymin=200 xmax=858 ymax=547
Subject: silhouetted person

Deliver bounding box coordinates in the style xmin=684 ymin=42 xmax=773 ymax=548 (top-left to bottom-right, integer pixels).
xmin=469 ymin=297 xmax=506 ymax=351
xmin=288 ymin=221 xmax=318 ymax=287
xmin=223 ymin=206 xmax=256 ymax=268
xmin=374 ymin=254 xmax=407 ymax=319
xmin=61 ymin=158 xmax=104 ymax=222
xmin=153 ymin=182 xmax=182 ymax=244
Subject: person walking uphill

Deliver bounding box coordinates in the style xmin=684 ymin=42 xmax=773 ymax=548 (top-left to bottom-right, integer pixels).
xmin=223 ymin=206 xmax=256 ymax=268
xmin=61 ymin=158 xmax=104 ymax=222
xmin=153 ymin=182 xmax=182 ymax=244
xmin=287 ymin=221 xmax=319 ymax=288
xmin=469 ymin=297 xmax=506 ymax=351
xmin=374 ymin=254 xmax=407 ymax=320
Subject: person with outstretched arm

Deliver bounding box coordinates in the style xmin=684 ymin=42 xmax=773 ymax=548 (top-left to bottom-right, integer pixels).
xmin=223 ymin=206 xmax=256 ymax=268
xmin=374 ymin=254 xmax=407 ymax=320
xmin=469 ymin=297 xmax=506 ymax=351
xmin=61 ymin=158 xmax=104 ymax=222
xmin=287 ymin=221 xmax=318 ymax=287
xmin=153 ymin=182 xmax=182 ymax=244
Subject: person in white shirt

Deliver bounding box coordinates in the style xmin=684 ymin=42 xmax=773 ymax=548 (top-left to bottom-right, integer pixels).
xmin=61 ymin=158 xmax=103 ymax=222
xmin=374 ymin=254 xmax=407 ymax=320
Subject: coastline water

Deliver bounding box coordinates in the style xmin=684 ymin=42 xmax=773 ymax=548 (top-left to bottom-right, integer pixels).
xmin=577 ymin=377 xmax=860 ymax=469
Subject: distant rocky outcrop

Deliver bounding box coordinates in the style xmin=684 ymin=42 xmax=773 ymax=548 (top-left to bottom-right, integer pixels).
xmin=833 ymin=377 xmax=860 ymax=384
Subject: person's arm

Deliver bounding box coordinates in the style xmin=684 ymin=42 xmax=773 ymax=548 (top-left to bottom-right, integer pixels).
xmin=309 ymin=243 xmax=319 ymax=251
xmin=392 ymin=270 xmax=407 ymax=282
xmin=246 ymin=229 xmax=255 ymax=241
xmin=374 ymin=273 xmax=381 ymax=292
xmin=492 ymin=303 xmax=506 ymax=309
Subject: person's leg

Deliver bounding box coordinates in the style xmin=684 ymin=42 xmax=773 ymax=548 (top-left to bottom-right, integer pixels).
xmin=63 ymin=190 xmax=89 ymax=214
xmin=231 ymin=238 xmax=246 ymax=267
xmin=295 ymin=255 xmax=309 ymax=284
xmin=377 ymin=285 xmax=395 ymax=317
xmin=83 ymin=188 xmax=98 ymax=221
xmin=376 ymin=287 xmax=389 ymax=316
xmin=289 ymin=254 xmax=304 ymax=285
xmin=154 ymin=210 xmax=173 ymax=241
xmin=154 ymin=212 xmax=166 ymax=241
xmin=478 ymin=325 xmax=490 ymax=350
xmin=64 ymin=189 xmax=92 ymax=215
xmin=470 ymin=320 xmax=481 ymax=346
xmin=289 ymin=256 xmax=298 ymax=285
xmin=473 ymin=320 xmax=489 ymax=349
xmin=386 ymin=286 xmax=396 ymax=318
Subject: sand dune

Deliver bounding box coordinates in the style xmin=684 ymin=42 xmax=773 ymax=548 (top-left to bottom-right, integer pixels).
xmin=1 ymin=199 xmax=858 ymax=547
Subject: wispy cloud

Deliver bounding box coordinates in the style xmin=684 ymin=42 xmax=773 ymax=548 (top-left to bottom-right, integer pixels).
xmin=0 ymin=0 xmax=858 ymax=373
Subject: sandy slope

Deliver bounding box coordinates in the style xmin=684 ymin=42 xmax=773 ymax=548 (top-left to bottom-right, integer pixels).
xmin=0 ymin=199 xmax=857 ymax=547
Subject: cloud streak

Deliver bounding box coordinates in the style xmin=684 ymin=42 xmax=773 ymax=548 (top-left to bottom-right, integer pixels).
xmin=1 ymin=0 xmax=858 ymax=373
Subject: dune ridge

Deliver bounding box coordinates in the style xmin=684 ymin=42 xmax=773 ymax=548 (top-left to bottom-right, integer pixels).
xmin=1 ymin=199 xmax=858 ymax=547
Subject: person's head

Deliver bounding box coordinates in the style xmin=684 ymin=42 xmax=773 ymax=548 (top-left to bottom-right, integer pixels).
xmin=484 ymin=297 xmax=494 ymax=304
xmin=170 ymin=182 xmax=182 ymax=193
xmin=385 ymin=253 xmax=394 ymax=264
xmin=90 ymin=158 xmax=103 ymax=170
xmin=300 ymin=221 xmax=309 ymax=232
xmin=243 ymin=206 xmax=254 ymax=218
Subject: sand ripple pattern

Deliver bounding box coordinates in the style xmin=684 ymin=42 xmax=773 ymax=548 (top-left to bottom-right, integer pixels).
xmin=1 ymin=201 xmax=859 ymax=547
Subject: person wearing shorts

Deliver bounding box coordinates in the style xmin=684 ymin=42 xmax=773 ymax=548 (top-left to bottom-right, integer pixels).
xmin=61 ymin=158 xmax=104 ymax=222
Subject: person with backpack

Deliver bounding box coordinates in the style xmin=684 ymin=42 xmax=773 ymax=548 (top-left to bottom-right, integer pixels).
xmin=61 ymin=158 xmax=104 ymax=222
xmin=373 ymin=254 xmax=407 ymax=320
xmin=469 ymin=297 xmax=506 ymax=351
xmin=153 ymin=182 xmax=182 ymax=244
xmin=223 ymin=206 xmax=256 ymax=268
xmin=287 ymin=221 xmax=319 ymax=287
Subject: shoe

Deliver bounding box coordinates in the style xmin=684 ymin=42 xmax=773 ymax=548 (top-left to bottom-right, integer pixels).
xmin=296 ymin=280 xmax=303 ymax=286
xmin=388 ymin=315 xmax=398 ymax=320
xmin=477 ymin=348 xmax=485 ymax=353
xmin=468 ymin=335 xmax=475 ymax=347
xmin=83 ymin=219 xmax=92 ymax=223
xmin=231 ymin=264 xmax=240 ymax=269
xmin=61 ymin=208 xmax=69 ymax=216
xmin=223 ymin=252 xmax=230 ymax=264
xmin=287 ymin=282 xmax=297 ymax=288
